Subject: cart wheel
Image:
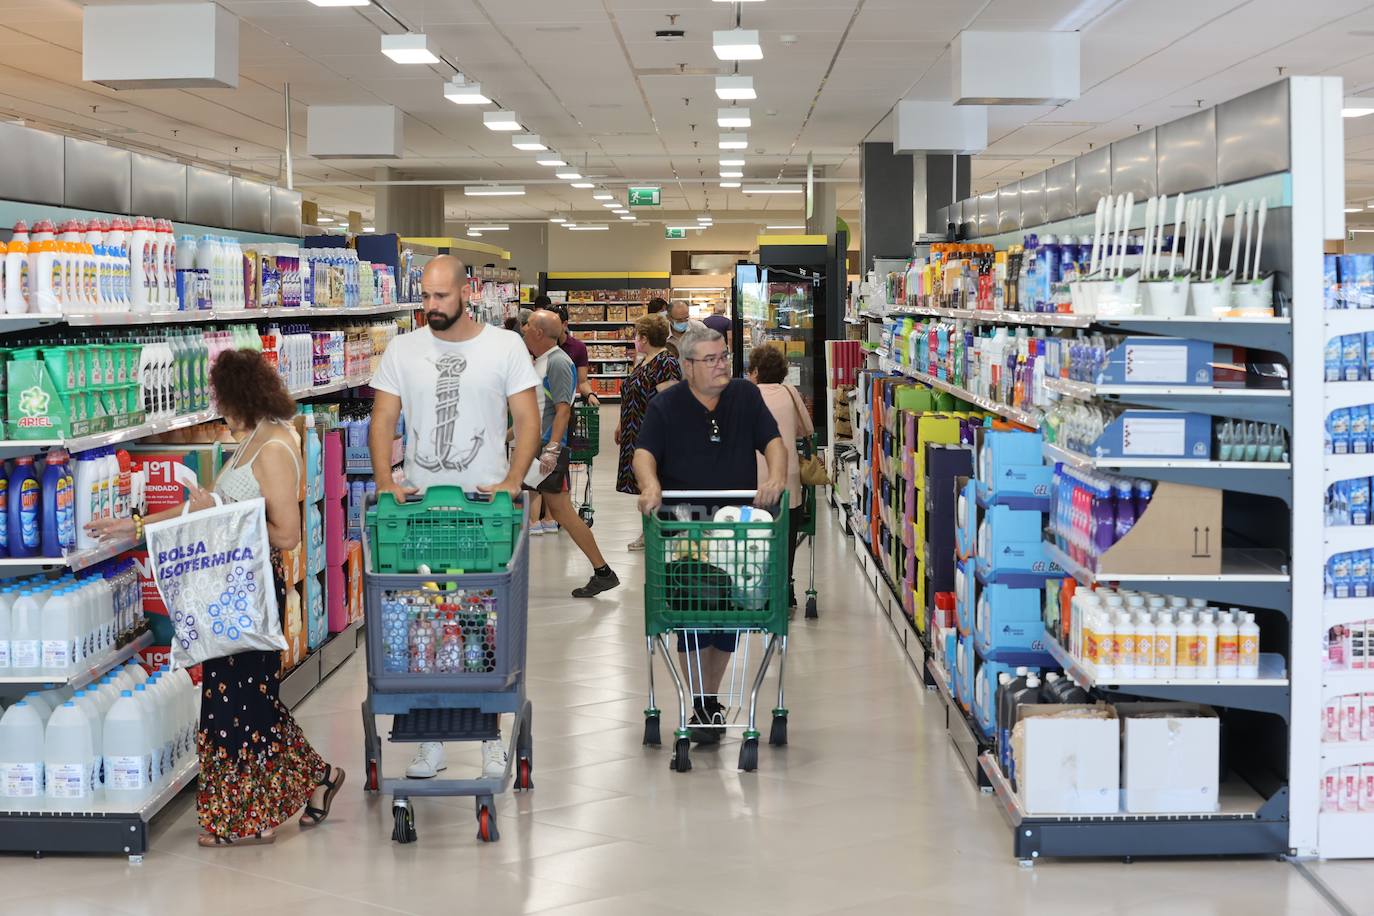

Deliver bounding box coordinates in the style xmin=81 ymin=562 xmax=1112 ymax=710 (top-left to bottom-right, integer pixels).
xmin=804 ymin=595 xmax=818 ymax=619
xmin=738 ymin=737 xmax=759 ymax=772
xmin=643 ymin=714 xmax=661 ymax=747
xmin=476 ymin=801 xmax=500 ymax=843
xmin=669 ymin=736 xmax=691 ymax=772
xmin=391 ymin=802 xmax=416 ymax=844
xmin=768 ymin=715 xmax=788 ymax=747
xmin=364 ymin=759 xmax=379 ymax=794
xmin=579 ymin=506 xmax=594 ymax=527
xmin=514 ymin=756 xmax=534 ymax=792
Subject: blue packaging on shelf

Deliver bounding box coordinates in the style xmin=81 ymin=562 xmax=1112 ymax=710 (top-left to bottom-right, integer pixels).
xmin=1343 ymin=334 xmax=1365 ymax=382
xmin=1326 ymin=335 xmax=1343 ymax=382
xmin=1092 ymin=410 xmax=1211 ymax=460
xmin=956 ymin=478 xmax=977 ymax=559
xmin=1330 ymin=408 xmax=1352 ymax=455
xmin=976 ymin=429 xmax=1053 ymax=504
xmin=1326 ymin=254 xmax=1340 ymax=309
xmin=955 ymin=559 xmax=974 ymax=634
xmin=956 ymin=633 xmax=975 ymax=709
xmin=942 ymin=627 xmax=958 ymax=683
xmin=975 ymin=583 xmax=1042 ymax=645
xmin=1097 ymin=337 xmax=1213 ymax=386
xmin=974 ymin=659 xmax=1040 ymax=740
xmin=977 ymin=505 xmax=1053 ymax=576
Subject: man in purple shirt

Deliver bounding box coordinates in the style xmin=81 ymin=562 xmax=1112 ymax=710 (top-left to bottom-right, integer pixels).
xmin=701 ymin=301 xmax=732 ymax=344
xmin=545 ymin=299 xmax=597 ymax=407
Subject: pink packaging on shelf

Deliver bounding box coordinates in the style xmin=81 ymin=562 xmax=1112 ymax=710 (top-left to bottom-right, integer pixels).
xmin=1342 ymin=765 xmax=1363 ymax=812
xmin=1364 ymin=693 xmax=1374 ymax=741
xmin=1363 ymin=764 xmax=1374 ymax=813
xmin=1325 ymin=698 xmax=1342 ymax=742
xmin=1324 ymin=771 xmax=1341 ymax=812
xmin=1343 ymin=694 xmax=1363 ymax=742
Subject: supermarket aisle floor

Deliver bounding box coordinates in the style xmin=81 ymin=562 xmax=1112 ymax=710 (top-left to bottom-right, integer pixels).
xmin=0 ymin=410 xmax=1366 ymax=915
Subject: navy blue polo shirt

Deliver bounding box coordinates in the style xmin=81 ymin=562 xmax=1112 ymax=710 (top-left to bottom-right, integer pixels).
xmin=635 ymin=379 xmax=781 ymax=497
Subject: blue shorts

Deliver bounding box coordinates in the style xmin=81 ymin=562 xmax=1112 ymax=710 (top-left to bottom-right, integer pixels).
xmin=675 ymin=630 xmax=739 ymax=653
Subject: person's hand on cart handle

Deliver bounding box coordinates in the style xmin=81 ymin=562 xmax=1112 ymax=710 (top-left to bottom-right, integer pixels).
xmin=755 ymin=476 xmax=785 ymax=510
xmin=478 ymin=477 xmax=523 ymax=500
xmin=638 ymin=482 xmax=662 ymax=516
xmin=377 ymin=481 xmax=419 ymax=503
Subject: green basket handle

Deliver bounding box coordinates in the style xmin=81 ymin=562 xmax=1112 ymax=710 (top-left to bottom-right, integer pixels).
xmin=374 ymin=486 xmax=514 ymax=511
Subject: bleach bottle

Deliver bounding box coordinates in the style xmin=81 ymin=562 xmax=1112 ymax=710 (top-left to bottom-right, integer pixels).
xmin=44 ymin=700 xmax=92 ymax=806
xmin=9 ymin=591 xmax=41 ymax=676
xmin=0 ymin=700 xmax=44 ymax=799
xmin=103 ymin=689 xmax=152 ymax=803
xmin=41 ymin=449 xmax=75 ymax=557
xmin=7 ymin=457 xmax=39 ymax=558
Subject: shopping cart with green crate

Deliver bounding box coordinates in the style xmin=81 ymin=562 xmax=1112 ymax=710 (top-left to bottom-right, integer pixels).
xmin=360 ymin=486 xmax=533 ymax=845
xmin=568 ymin=401 xmax=599 ymax=527
xmin=641 ymin=490 xmax=790 ymax=774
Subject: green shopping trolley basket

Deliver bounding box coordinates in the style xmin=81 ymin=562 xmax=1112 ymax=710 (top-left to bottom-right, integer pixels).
xmin=569 ymin=403 xmax=600 ymax=463
xmin=640 ymin=490 xmax=790 ymax=774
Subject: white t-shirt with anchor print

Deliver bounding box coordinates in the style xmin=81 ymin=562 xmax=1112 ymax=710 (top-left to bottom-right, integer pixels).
xmin=372 ymin=323 xmax=539 ymax=494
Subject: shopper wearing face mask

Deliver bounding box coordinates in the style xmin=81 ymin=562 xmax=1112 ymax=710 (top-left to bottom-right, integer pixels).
xmin=666 ymin=299 xmax=696 ymax=355
xmin=614 ymin=313 xmax=681 ymax=549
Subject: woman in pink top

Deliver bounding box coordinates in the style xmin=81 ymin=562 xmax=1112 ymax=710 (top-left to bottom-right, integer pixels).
xmin=747 ymin=345 xmax=815 ymax=609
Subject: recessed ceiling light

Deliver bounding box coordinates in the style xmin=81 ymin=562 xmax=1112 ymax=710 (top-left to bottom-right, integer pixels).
xmin=467 ymin=229 xmax=482 ymax=237
xmin=592 ymin=193 xmax=615 ymax=200
xmin=716 ymin=76 xmax=756 ymax=100
xmin=308 ymin=0 xmax=370 ymax=6
xmin=556 ymin=171 xmax=582 ymax=180
xmin=549 ymin=217 xmax=566 ymax=223
xmin=571 ymin=182 xmax=594 ymax=189
xmin=613 ymin=208 xmax=629 ymax=215
xmin=316 ymin=216 xmax=335 ymax=224
xmin=718 ymin=107 xmax=751 ymax=128
xmin=381 ymin=33 xmax=439 ymax=64
xmin=464 ymin=185 xmax=525 ymax=197
xmin=469 ymin=224 xmax=509 ymax=231
xmin=602 ymin=202 xmax=620 ymax=209
xmin=511 ymin=133 xmax=546 ymax=151
xmin=742 ymin=185 xmax=802 ymax=194
xmin=697 ymin=215 xmax=712 ymax=222
xmin=720 ymin=181 xmax=741 ymax=188
xmin=719 ymin=133 xmax=748 ymax=150
xmin=444 ymin=78 xmax=489 ymax=105
xmin=720 ymin=158 xmax=746 ymax=167
xmin=667 ymin=225 xmax=705 ymax=231
xmin=1347 ymin=207 xmax=1363 ymax=213
xmin=537 ymin=158 xmax=567 ymax=167
xmin=720 ymin=170 xmax=743 ymax=178
xmin=713 ymin=28 xmax=762 ymax=61
xmin=620 ymin=215 xmax=636 ymax=221
xmin=568 ymin=225 xmax=609 ymax=231
xmin=1345 ymin=98 xmax=1374 ymax=117
xmin=362 ymin=226 xmax=376 ymax=232
xmin=483 ymin=110 xmax=521 ymax=131
xmin=766 ymin=224 xmax=805 ymax=230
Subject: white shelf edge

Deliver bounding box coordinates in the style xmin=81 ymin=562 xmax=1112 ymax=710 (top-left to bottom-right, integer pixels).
xmin=875 ymin=355 xmax=1040 ymax=428
xmin=1325 ymin=597 xmax=1374 ymax=627
xmin=0 ymin=631 xmax=151 ymax=688
xmin=1048 ymin=632 xmax=1288 ymax=689
xmin=1044 ymin=441 xmax=1289 ymax=472
xmin=1045 ymin=377 xmax=1288 ymax=400
xmin=1044 ymin=540 xmax=1291 ymax=584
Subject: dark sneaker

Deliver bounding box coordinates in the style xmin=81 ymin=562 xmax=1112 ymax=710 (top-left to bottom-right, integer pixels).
xmin=572 ymin=570 xmax=620 ymax=598
xmin=688 ymin=711 xmax=720 ymax=744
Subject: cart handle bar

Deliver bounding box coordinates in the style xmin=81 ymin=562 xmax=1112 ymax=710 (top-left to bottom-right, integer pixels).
xmin=661 ymin=490 xmax=758 ymax=499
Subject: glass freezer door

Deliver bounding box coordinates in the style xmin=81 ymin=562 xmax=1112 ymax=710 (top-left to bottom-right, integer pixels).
xmin=738 ymin=265 xmax=816 ymax=389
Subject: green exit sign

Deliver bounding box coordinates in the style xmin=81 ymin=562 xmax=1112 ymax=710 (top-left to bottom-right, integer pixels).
xmin=664 ymin=227 xmax=686 ymax=239
xmin=629 ymin=186 xmax=661 ymax=207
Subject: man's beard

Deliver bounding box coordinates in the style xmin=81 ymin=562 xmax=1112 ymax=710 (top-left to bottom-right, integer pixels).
xmin=427 ymin=310 xmax=457 ymax=331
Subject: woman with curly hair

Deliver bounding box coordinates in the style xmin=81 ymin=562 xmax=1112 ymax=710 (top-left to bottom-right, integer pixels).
xmin=87 ymin=348 xmax=343 ymax=848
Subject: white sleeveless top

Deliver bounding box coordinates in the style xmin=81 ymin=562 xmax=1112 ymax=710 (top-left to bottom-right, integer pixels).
xmin=215 ymin=419 xmax=301 ymax=504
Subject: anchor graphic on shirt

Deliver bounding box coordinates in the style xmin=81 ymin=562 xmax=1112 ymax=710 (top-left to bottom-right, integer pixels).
xmin=413 ymin=353 xmax=486 ymax=473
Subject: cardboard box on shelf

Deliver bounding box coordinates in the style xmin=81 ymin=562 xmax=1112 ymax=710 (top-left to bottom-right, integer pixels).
xmin=1118 ymin=702 xmax=1220 ymax=813
xmin=1013 ymin=704 xmax=1120 ymax=815
xmin=1097 ymin=481 xmax=1221 ymax=576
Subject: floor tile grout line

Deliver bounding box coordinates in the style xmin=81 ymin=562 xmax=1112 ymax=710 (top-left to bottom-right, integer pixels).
xmin=1290 ymin=860 xmax=1359 ymax=916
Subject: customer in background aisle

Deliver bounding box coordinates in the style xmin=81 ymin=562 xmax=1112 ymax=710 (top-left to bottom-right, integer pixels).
xmin=666 ymin=298 xmax=696 ymax=355
xmin=634 ymin=325 xmax=787 ymax=739
xmin=748 ymin=344 xmax=814 ymax=609
xmin=369 ymin=254 xmax=541 ymax=781
xmin=702 ymin=300 xmax=732 ymax=351
xmin=614 ymin=313 xmax=681 ymax=550
xmin=551 ymin=301 xmax=599 ymax=407
xmin=90 ymin=349 xmax=344 ymax=847
xmin=523 ymin=309 xmax=621 ymax=597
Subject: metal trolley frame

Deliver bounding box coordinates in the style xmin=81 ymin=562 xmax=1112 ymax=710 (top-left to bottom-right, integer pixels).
xmin=640 ymin=489 xmax=791 ymax=773
xmin=568 ymin=402 xmax=600 ymax=528
xmin=359 ymin=493 xmax=533 ymax=845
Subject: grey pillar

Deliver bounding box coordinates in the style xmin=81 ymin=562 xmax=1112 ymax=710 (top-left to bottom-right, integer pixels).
xmin=860 ymin=142 xmax=913 ymax=273
xmin=805 ymin=164 xmax=836 ymax=240
xmin=925 ymin=154 xmax=970 ymax=239
xmin=373 ymin=166 xmax=444 ymax=236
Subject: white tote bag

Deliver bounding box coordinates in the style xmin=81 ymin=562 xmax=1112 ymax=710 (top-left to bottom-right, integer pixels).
xmin=144 ymin=495 xmax=287 ymax=668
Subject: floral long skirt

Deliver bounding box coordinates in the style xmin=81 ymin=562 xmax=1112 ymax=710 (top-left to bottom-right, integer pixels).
xmin=195 ymin=553 xmax=327 ymax=838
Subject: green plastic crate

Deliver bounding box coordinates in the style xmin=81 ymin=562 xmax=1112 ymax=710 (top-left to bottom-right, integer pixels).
xmin=366 ymin=487 xmax=522 ymax=574
xmin=642 ymin=499 xmax=789 ymax=637
xmin=569 ymin=404 xmax=600 ymax=463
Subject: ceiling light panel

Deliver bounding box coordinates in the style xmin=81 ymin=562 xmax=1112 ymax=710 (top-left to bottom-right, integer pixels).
xmin=511 ymin=133 xmax=546 ymax=150
xmin=537 ymin=158 xmax=567 ymax=167
xmin=571 ymin=182 xmax=594 ymax=189
xmin=483 ymin=110 xmax=521 ymax=131
xmin=549 ymin=217 xmax=566 ymax=223
xmin=556 ymin=171 xmax=582 ymax=180
xmin=464 ymin=185 xmax=525 ymax=197
xmin=444 ymin=79 xmax=489 ymax=105
xmin=713 ymin=29 xmax=762 ymax=61
xmin=743 ymin=186 xmax=802 ymax=194
xmin=716 ymin=76 xmax=756 ymax=100
xmin=568 ymin=225 xmax=609 ymax=231
xmin=309 ymin=0 xmax=370 ymax=6
xmin=720 ymin=181 xmax=741 ymax=188
xmin=469 ymin=224 xmax=509 ymax=231
xmin=719 ymin=133 xmax=748 ymax=150
xmin=720 ymin=170 xmax=743 ymax=178
xmin=592 ymin=193 xmax=614 ymax=200
xmin=1344 ymin=98 xmax=1374 ymax=117
xmin=718 ymin=108 xmax=751 ymax=128
xmin=720 ymin=158 xmax=746 ymax=167
xmin=380 ymin=33 xmax=438 ymax=64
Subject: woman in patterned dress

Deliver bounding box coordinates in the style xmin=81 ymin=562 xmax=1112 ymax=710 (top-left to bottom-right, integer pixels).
xmin=615 ymin=314 xmax=681 ymax=549
xmin=91 ymin=349 xmax=345 ymax=847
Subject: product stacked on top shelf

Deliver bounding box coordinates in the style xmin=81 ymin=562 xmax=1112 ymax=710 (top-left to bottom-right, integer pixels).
xmin=467 ymin=267 xmax=521 ymax=328
xmin=544 ymin=273 xmax=671 ymax=402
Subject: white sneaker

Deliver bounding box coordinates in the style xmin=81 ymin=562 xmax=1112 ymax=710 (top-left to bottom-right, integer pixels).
xmin=481 ymin=740 xmax=508 ymax=780
xmin=405 ymin=742 xmax=447 ymax=779
xmin=529 ymin=522 xmax=545 ymax=536
xmin=628 ymin=534 xmax=644 ymax=551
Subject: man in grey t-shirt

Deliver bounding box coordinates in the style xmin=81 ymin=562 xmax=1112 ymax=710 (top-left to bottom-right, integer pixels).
xmin=522 ymin=310 xmax=619 ymax=598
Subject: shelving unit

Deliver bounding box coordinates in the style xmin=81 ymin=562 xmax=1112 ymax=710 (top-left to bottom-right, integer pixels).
xmin=543 ymin=271 xmax=669 ymax=405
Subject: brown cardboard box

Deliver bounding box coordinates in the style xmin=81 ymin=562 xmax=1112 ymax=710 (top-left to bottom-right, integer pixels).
xmin=1097 ymin=481 xmax=1222 ymax=576
xmin=606 ymin=305 xmax=627 ymax=321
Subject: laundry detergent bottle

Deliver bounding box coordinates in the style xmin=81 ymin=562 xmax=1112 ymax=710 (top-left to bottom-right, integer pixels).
xmin=7 ymin=457 xmax=39 ymax=559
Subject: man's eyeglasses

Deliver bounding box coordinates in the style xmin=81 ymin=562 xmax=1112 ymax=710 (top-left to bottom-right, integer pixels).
xmin=685 ymin=353 xmax=730 ymax=367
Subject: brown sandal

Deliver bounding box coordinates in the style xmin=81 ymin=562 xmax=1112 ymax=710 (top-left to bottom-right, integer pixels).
xmin=198 ymin=830 xmax=276 ymax=847
xmin=300 ymin=765 xmax=346 ymax=828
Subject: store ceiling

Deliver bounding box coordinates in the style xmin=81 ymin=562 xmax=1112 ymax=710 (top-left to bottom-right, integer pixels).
xmin=5 ymin=1 xmax=1374 ymax=230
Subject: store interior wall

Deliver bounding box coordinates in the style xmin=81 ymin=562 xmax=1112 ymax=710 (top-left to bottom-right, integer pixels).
xmin=441 ymin=222 xmax=549 ymax=277
xmin=1345 ymin=233 xmax=1374 ymax=254
xmin=545 ymin=221 xmax=860 ymax=272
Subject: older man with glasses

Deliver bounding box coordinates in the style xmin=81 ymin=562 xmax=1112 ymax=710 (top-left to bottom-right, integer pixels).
xmin=632 ymin=324 xmax=787 ymax=742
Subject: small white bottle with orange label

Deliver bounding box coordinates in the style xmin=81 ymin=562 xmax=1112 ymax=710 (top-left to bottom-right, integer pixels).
xmin=1175 ymin=612 xmax=1198 ymax=679
xmin=1216 ymin=611 xmax=1239 ymax=679
xmin=1238 ymin=612 xmax=1260 ymax=678
xmin=1154 ymin=612 xmax=1176 ymax=678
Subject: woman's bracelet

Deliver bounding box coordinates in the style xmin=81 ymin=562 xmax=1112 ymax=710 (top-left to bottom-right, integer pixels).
xmin=132 ymin=514 xmax=144 ymax=542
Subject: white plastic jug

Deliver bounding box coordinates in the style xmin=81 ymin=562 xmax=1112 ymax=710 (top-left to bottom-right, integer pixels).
xmin=39 ymin=589 xmax=76 ymax=677
xmin=10 ymin=592 xmax=41 ymax=677
xmin=71 ymin=690 xmax=103 ymax=798
xmin=103 ymin=689 xmax=152 ymax=803
xmin=0 ymin=701 xmax=45 ymax=799
xmin=0 ymin=588 xmax=13 ymax=672
xmin=44 ymin=701 xmax=92 ymax=806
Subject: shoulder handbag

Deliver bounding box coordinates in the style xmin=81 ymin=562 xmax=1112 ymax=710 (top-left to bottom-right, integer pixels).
xmin=787 ymin=387 xmax=830 ymax=486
